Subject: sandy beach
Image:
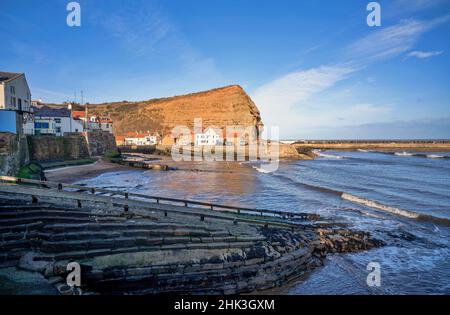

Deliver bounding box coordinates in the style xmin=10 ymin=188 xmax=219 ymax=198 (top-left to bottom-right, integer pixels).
xmin=44 ymin=160 xmax=131 ymax=183
xmin=44 ymin=155 xmax=254 ymax=184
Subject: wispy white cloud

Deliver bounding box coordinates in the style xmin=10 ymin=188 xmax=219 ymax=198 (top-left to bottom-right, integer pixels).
xmin=90 ymin=0 xmax=223 ymax=97
xmin=389 ymin=0 xmax=450 ymax=15
xmin=99 ymin=7 xmax=174 ymax=57
xmin=10 ymin=41 xmax=51 ymax=65
xmin=253 ymin=65 xmax=355 ymax=109
xmin=343 ymin=16 xmax=450 ymax=63
xmin=252 ymin=15 xmax=450 ymax=138
xmin=304 ymin=117 xmax=450 ymax=140
xmin=407 ymin=50 xmax=444 ymax=59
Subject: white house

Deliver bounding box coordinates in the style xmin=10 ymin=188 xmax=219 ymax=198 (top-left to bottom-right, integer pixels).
xmin=0 ymin=71 xmax=32 ymax=134
xmin=195 ymin=128 xmax=222 ymax=146
xmin=0 ymin=72 xmax=32 ymax=113
xmin=124 ymin=133 xmax=159 ymax=146
xmin=86 ymin=115 xmax=114 ymax=133
xmin=23 ymin=106 xmax=84 ymax=136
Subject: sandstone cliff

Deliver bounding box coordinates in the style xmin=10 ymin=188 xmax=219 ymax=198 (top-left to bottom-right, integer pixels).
xmin=86 ymin=85 xmax=263 ymax=143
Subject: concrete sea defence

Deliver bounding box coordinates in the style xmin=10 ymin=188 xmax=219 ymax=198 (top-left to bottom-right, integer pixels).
xmin=293 ymin=140 xmax=450 ymax=152
xmin=0 ymin=178 xmax=384 ymax=295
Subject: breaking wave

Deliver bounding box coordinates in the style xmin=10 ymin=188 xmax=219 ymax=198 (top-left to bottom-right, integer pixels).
xmin=270 ymin=172 xmax=450 ymax=225
xmin=394 ymin=152 xmax=415 ymax=157
xmin=313 ymin=150 xmax=344 ymax=159
xmin=251 ymin=166 xmax=272 ymax=174
xmin=341 ymin=193 xmax=420 ymax=219
xmin=365 ymin=150 xmax=449 ymax=160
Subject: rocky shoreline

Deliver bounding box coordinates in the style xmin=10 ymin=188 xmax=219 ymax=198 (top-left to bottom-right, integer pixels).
xmin=0 ymin=185 xmax=384 ymax=295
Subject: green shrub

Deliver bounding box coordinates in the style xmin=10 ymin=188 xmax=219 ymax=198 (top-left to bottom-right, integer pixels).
xmin=17 ymin=163 xmax=44 ymax=180
xmin=102 ymin=149 xmax=122 ymax=163
xmin=104 ymin=150 xmax=121 ymax=159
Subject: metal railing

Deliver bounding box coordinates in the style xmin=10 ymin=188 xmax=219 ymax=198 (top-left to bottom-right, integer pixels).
xmin=0 ymin=176 xmax=312 ymax=229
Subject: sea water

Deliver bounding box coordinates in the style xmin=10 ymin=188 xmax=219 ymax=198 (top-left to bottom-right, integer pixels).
xmin=78 ymin=150 xmax=450 ymax=294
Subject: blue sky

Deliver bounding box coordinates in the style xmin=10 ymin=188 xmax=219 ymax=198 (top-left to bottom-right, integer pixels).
xmin=1 ymin=0 xmax=449 ymax=139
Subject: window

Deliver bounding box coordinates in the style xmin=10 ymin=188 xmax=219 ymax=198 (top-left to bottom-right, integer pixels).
xmin=35 ymin=122 xmax=50 ymax=129
xmin=54 ymin=118 xmax=61 ymax=124
xmin=18 ymin=99 xmax=22 ymax=111
xmin=55 ymin=127 xmax=61 ymax=133
xmin=10 ymin=97 xmax=16 ymax=107
xmin=10 ymin=86 xmax=15 ymax=94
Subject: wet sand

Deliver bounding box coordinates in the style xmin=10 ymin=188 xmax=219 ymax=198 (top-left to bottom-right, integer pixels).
xmin=44 ymin=155 xmax=253 ymax=184
xmin=44 ymin=160 xmax=132 ymax=183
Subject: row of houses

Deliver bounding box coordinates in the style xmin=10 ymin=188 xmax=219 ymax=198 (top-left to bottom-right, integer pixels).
xmin=116 ymin=127 xmax=247 ymax=147
xmin=72 ymin=111 xmax=114 ymax=133
xmin=0 ymin=71 xmax=114 ymax=137
xmin=22 ymin=106 xmax=114 ymax=136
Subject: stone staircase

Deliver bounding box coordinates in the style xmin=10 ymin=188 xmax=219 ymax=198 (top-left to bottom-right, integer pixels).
xmin=0 ymin=197 xmax=262 ymax=270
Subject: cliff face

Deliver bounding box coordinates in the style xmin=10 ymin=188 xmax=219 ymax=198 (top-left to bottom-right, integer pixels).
xmin=86 ymin=85 xmax=263 ymax=142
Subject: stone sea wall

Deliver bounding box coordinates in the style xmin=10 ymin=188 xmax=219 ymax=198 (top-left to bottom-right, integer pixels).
xmin=0 ymin=132 xmax=29 ymax=176
xmin=27 ymin=131 xmax=116 ymax=162
xmin=28 ymin=134 xmax=90 ymax=161
xmin=83 ymin=130 xmax=117 ymax=156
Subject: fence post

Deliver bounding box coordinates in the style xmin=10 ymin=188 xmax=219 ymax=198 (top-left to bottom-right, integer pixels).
xmin=58 ymin=183 xmax=62 ymax=191
xmin=77 ymin=200 xmax=81 ymax=208
xmin=124 ymin=205 xmax=129 ymax=213
xmin=91 ymin=188 xmax=95 ymax=194
xmin=200 ymin=215 xmax=205 ymax=222
xmin=31 ymin=195 xmax=38 ymax=204
xmin=125 ymin=192 xmax=128 ymax=200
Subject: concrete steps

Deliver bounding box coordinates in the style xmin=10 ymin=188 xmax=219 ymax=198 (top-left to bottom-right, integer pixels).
xmin=0 ymin=198 xmax=266 ymax=282
xmin=0 ymin=210 xmax=93 ymax=219
xmin=42 ymin=222 xmax=220 ymax=235
xmin=0 ymin=216 xmax=94 ymax=226
xmin=38 ymin=241 xmax=256 ymax=262
xmin=39 ymin=234 xmax=265 ymax=254
xmin=0 ymin=222 xmax=44 ymax=233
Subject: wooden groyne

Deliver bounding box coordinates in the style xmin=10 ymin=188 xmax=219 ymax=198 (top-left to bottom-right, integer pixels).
xmin=0 ymin=176 xmax=384 ymax=295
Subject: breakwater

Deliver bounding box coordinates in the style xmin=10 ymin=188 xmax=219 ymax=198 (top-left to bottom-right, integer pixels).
xmin=294 ymin=139 xmax=450 ymax=152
